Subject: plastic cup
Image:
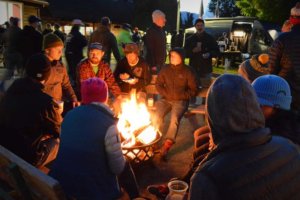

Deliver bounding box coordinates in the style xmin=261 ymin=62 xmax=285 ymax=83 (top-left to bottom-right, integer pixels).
xmin=166 ymin=180 xmax=188 ymax=200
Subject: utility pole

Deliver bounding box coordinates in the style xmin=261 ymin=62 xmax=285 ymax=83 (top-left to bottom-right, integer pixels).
xmin=199 ymin=0 xmax=204 ymax=18
xmin=215 ymin=0 xmax=220 ymax=18
xmin=176 ymin=0 xmax=180 ymax=33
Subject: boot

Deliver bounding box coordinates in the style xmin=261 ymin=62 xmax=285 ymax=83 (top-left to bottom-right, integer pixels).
xmin=160 ymin=139 xmax=174 ymax=160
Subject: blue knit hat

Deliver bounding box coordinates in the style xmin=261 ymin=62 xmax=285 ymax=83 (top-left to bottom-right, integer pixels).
xmin=252 ymin=75 xmax=292 ymax=110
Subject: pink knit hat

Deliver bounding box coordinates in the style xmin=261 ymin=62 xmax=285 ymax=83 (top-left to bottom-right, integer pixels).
xmin=81 ymin=78 xmax=108 ymax=104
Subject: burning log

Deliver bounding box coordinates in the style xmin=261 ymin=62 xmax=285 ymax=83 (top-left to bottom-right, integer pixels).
xmin=121 ymin=123 xmax=151 ymax=147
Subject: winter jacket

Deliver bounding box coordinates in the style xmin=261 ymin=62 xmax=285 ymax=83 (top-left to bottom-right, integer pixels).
xmin=116 ymin=29 xmax=133 ymax=58
xmin=2 ymin=25 xmax=23 ymax=70
xmin=114 ymin=56 xmax=151 ymax=93
xmin=77 ymin=58 xmax=121 ymax=98
xmin=43 ymin=60 xmax=77 ymax=102
xmin=49 ymin=103 xmax=125 ymax=200
xmin=2 ymin=25 xmax=22 ymax=53
xmin=65 ymin=29 xmax=87 ymax=64
xmin=189 ymin=74 xmax=300 ymax=200
xmin=266 ymin=109 xmax=300 ymax=145
xmin=89 ymin=25 xmax=121 ymax=64
xmin=53 ymin=30 xmax=66 ymax=43
xmin=156 ymin=49 xmax=198 ymax=101
xmin=0 ymin=78 xmax=61 ymax=165
xmin=20 ymin=25 xmax=43 ymax=66
xmin=42 ymin=29 xmax=53 ymax=36
xmin=269 ymin=25 xmax=300 ymax=111
xmin=184 ymin=31 xmax=219 ymax=76
xmin=145 ymin=23 xmax=166 ymax=68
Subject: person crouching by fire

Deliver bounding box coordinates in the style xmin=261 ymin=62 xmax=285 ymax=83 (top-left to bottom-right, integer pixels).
xmin=49 ymin=78 xmax=142 ymax=200
xmin=0 ymin=53 xmax=61 ymax=168
xmin=154 ymin=47 xmax=198 ymax=160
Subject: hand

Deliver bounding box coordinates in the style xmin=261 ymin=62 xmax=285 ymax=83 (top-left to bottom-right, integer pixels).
xmin=120 ymin=73 xmax=130 ymax=80
xmin=72 ymin=101 xmax=81 ymax=108
xmin=128 ymin=78 xmax=138 ymax=85
xmin=202 ymin=53 xmax=210 ymax=59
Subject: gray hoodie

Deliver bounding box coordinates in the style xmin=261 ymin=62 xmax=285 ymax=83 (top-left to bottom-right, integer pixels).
xmin=189 ymin=74 xmax=300 ymax=200
xmin=206 ymin=74 xmax=265 ymax=144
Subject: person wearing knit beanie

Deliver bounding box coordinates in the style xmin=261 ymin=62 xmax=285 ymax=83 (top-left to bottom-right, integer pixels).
xmin=123 ymin=43 xmax=139 ymax=55
xmin=153 ymin=47 xmax=198 ymax=160
xmin=25 ymin=53 xmax=51 ymax=82
xmin=252 ymin=75 xmax=292 ymax=111
xmin=252 ymin=76 xmax=300 ymax=145
xmin=43 ymin=33 xmax=79 ymax=108
xmin=113 ymin=42 xmax=151 ymax=97
xmin=43 ymin=33 xmax=64 ymax=50
xmin=238 ymin=54 xmax=270 ymax=82
xmin=81 ymin=77 xmax=108 ymax=104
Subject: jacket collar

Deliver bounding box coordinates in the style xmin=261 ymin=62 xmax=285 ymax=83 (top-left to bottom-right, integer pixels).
xmin=90 ymin=102 xmax=114 ymax=115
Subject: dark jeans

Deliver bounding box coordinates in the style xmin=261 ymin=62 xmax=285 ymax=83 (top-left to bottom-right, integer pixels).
xmin=154 ymin=99 xmax=189 ymax=142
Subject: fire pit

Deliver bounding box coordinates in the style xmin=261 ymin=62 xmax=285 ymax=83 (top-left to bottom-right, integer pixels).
xmin=122 ymin=131 xmax=161 ymax=164
xmin=117 ymin=91 xmax=161 ymax=164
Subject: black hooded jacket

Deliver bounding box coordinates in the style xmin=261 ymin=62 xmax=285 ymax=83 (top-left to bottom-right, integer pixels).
xmin=20 ymin=25 xmax=43 ymax=66
xmin=0 ymin=78 xmax=61 ymax=165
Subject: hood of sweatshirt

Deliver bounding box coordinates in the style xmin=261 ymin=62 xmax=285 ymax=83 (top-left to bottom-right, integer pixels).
xmin=206 ymin=74 xmax=265 ymax=144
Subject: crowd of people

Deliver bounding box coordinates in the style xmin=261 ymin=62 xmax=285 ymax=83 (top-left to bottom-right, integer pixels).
xmin=0 ymin=2 xmax=300 ymax=200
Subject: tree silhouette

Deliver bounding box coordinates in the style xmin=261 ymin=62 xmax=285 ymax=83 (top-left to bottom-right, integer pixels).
xmin=236 ymin=0 xmax=299 ymax=24
xmin=184 ymin=12 xmax=196 ymax=29
xmin=209 ymin=0 xmax=241 ymax=17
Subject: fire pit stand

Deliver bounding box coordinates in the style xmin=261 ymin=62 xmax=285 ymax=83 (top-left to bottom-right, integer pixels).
xmin=122 ymin=132 xmax=161 ymax=164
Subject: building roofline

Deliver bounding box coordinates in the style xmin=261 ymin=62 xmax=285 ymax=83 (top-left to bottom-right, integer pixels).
xmin=21 ymin=0 xmax=49 ymax=6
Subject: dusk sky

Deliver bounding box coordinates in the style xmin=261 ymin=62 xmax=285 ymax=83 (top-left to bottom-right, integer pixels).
xmin=180 ymin=0 xmax=209 ymax=13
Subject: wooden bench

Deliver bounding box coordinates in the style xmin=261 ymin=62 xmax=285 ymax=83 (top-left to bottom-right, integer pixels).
xmin=0 ymin=145 xmax=66 ymax=200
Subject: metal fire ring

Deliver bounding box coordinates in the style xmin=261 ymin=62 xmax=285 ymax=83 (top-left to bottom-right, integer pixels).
xmin=122 ymin=131 xmax=162 ymax=164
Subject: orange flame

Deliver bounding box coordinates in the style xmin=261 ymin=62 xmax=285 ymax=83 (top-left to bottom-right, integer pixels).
xmin=117 ymin=91 xmax=158 ymax=147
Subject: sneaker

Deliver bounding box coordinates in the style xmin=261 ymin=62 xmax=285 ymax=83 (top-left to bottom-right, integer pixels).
xmin=147 ymin=184 xmax=169 ymax=199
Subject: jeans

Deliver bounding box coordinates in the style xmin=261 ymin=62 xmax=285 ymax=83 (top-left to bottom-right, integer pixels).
xmin=154 ymin=99 xmax=189 ymax=142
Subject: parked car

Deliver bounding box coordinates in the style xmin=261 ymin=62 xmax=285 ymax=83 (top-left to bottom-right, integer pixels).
xmin=183 ymin=17 xmax=274 ymax=59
